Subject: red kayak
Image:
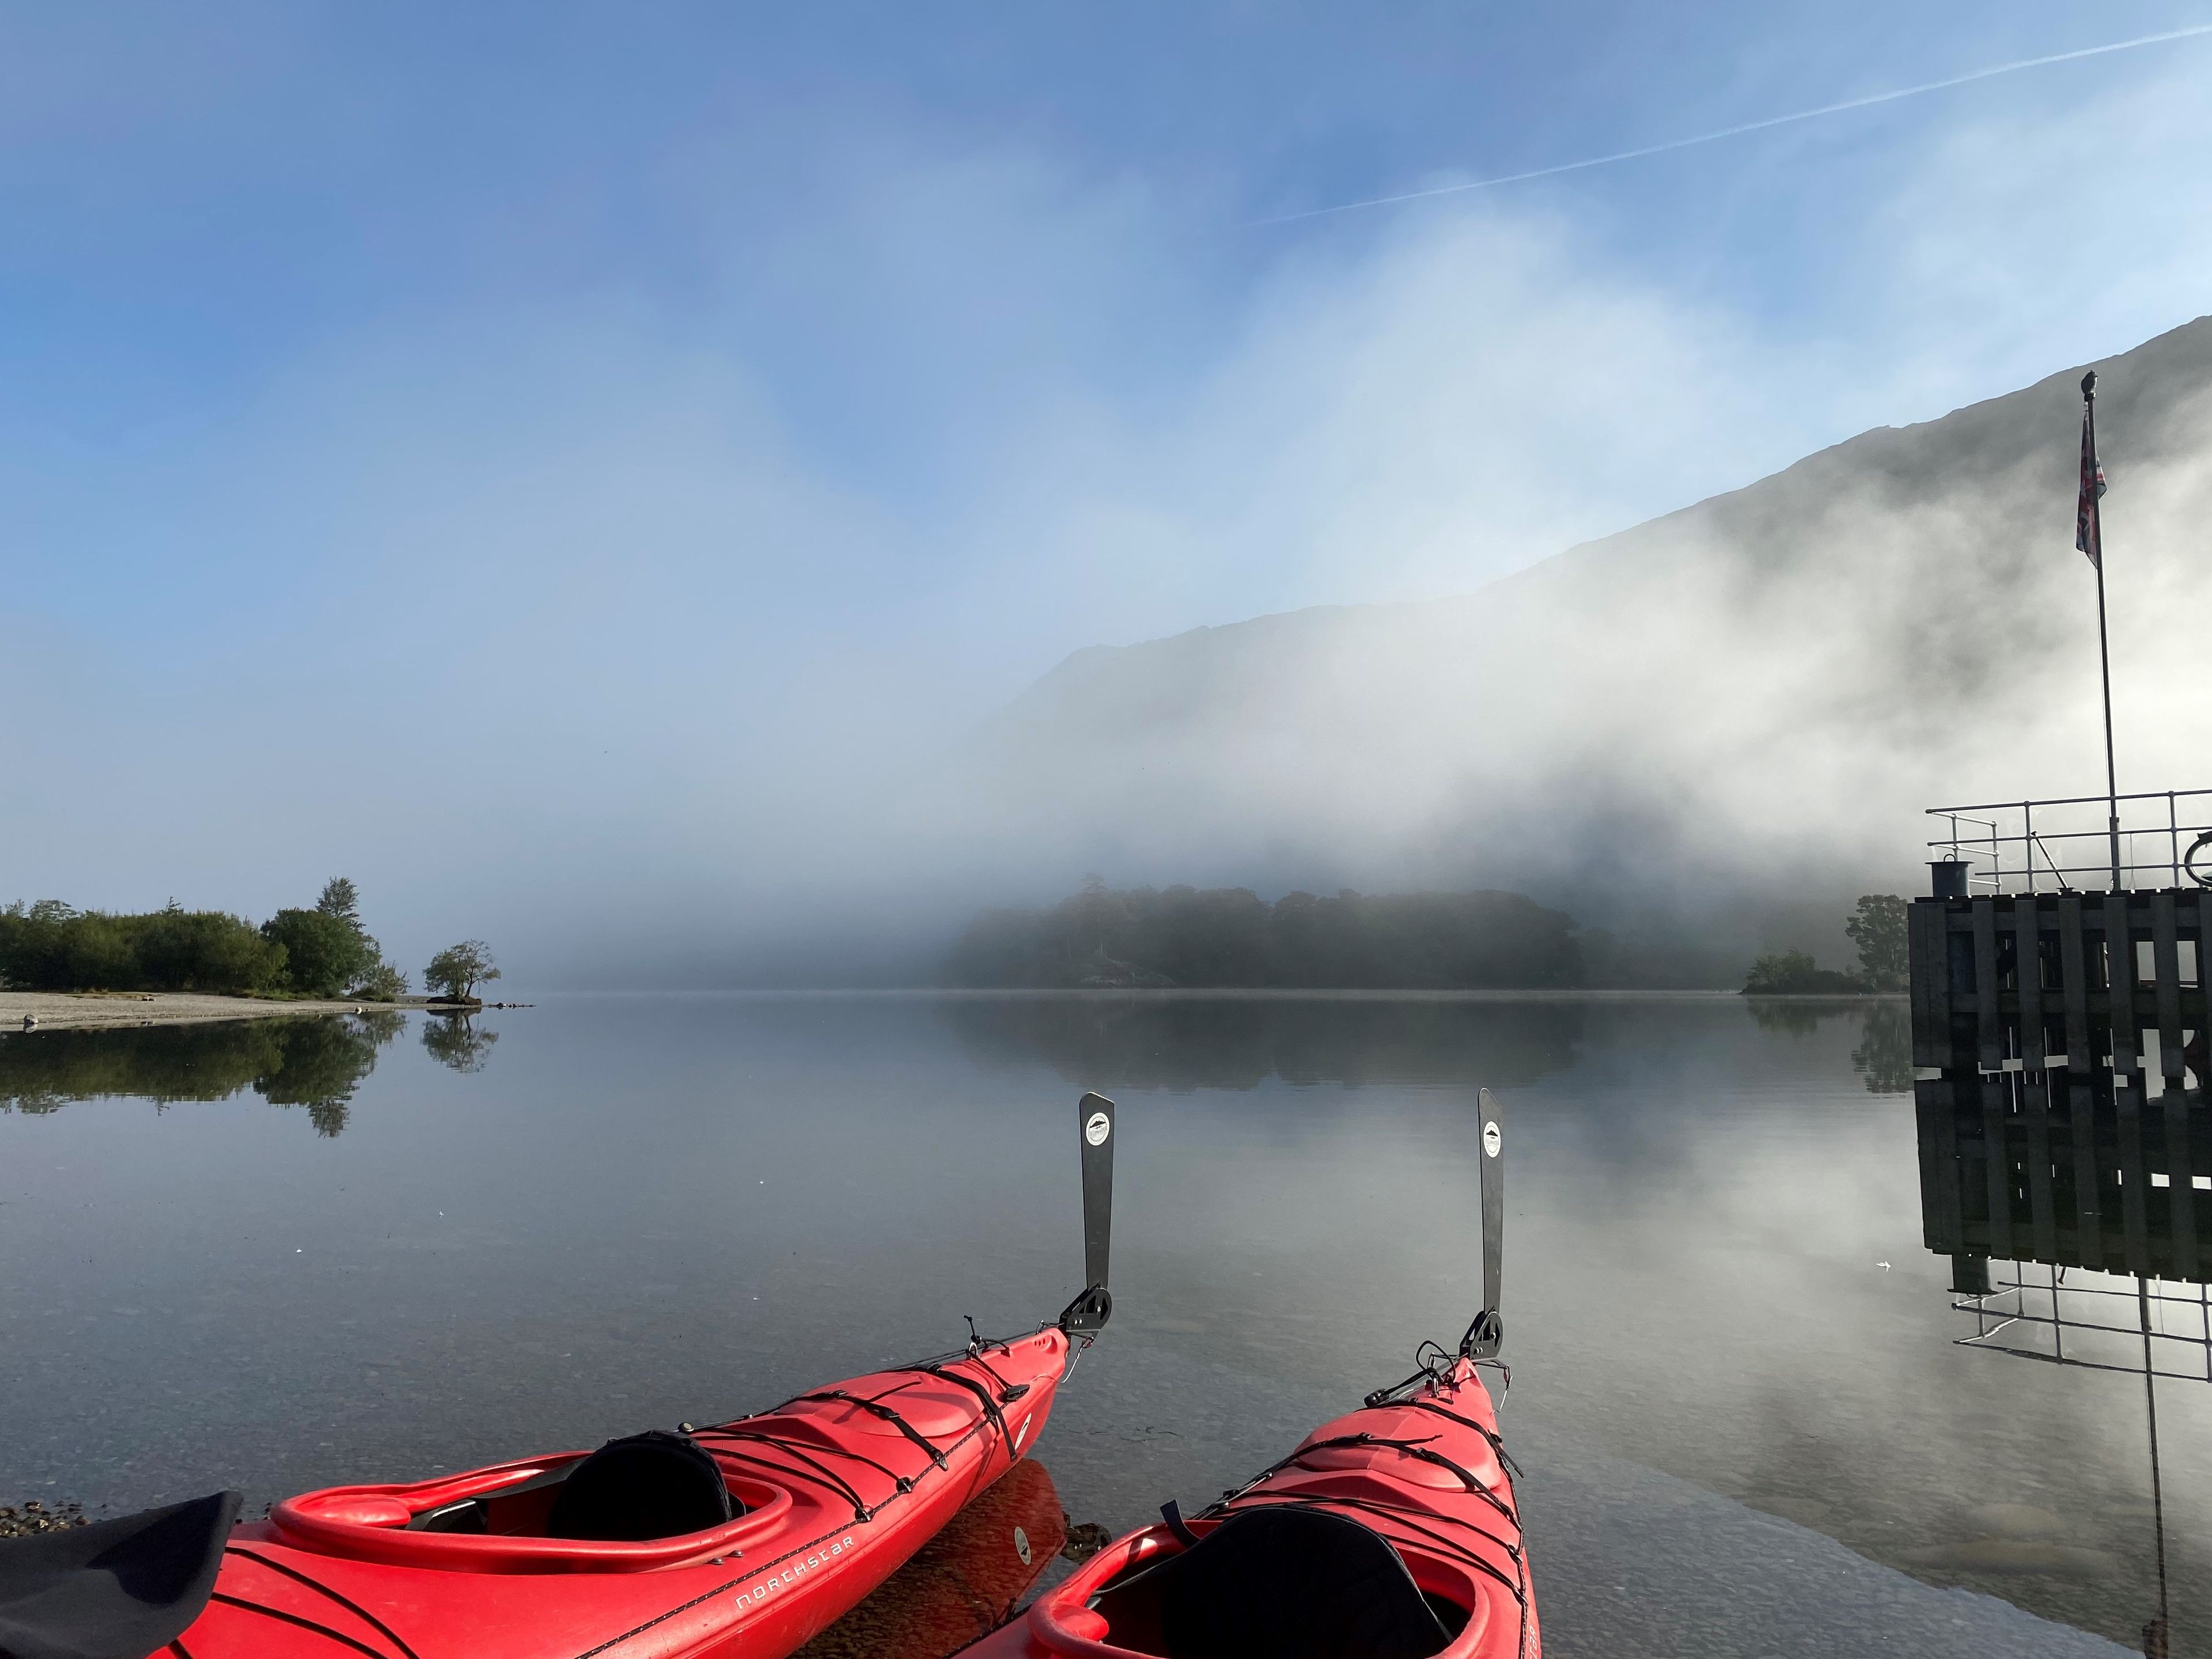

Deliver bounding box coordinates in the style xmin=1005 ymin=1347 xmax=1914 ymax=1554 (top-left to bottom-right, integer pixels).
xmin=0 ymin=1094 xmax=1120 ymax=1659
xmin=961 ymin=1090 xmax=1536 ymax=1659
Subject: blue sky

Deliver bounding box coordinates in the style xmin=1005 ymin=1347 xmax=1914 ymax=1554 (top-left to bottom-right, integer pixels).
xmin=7 ymin=3 xmax=2212 ymax=978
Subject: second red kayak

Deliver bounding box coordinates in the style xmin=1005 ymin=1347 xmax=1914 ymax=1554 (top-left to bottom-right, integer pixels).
xmin=956 ymin=1087 xmax=1535 ymax=1659
xmin=967 ymin=1351 xmax=1535 ymax=1659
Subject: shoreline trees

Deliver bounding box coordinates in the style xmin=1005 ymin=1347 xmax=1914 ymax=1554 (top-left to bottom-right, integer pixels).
xmin=0 ymin=879 xmax=411 ymax=999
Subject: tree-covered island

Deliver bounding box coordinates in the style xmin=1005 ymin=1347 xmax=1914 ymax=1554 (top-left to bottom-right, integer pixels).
xmin=1741 ymin=895 xmax=1907 ymax=995
xmin=948 ymin=880 xmax=1914 ymax=993
xmin=946 ymin=881 xmax=1589 ymax=988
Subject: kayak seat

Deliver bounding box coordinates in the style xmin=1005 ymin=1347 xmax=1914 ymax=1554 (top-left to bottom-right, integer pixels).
xmin=1092 ymin=1508 xmax=1451 ymax=1659
xmin=545 ymin=1431 xmax=740 ymax=1543
xmin=0 ymin=1488 xmax=240 ymax=1659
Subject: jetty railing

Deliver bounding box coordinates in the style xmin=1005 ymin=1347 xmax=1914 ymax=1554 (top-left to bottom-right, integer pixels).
xmin=1949 ymin=1263 xmax=2212 ymax=1382
xmin=1926 ymin=787 xmax=2212 ymax=893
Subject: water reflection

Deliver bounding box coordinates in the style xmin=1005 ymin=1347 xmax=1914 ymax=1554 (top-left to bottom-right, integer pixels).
xmin=0 ymin=1011 xmax=402 ymax=1134
xmin=1851 ymin=1002 xmax=1912 ymax=1094
xmin=1738 ymin=997 xmax=1911 ymax=1094
xmin=421 ymin=1013 xmax=498 ymax=1074
xmin=1 ymin=993 xmax=2194 ymax=1658
xmin=940 ymin=992 xmax=1583 ymax=1090
xmin=795 ymin=1457 xmax=1067 ymax=1659
xmin=1915 ymin=1044 xmax=2207 ymax=1657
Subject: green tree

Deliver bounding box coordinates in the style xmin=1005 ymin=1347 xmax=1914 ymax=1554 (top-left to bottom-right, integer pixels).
xmin=424 ymin=940 xmax=499 ymax=1002
xmin=309 ymin=876 xmax=407 ymax=998
xmin=261 ymin=908 xmax=372 ymax=998
xmin=138 ymin=907 xmax=288 ymax=992
xmin=316 ymin=878 xmax=362 ymax=926
xmin=351 ymin=960 xmax=409 ymax=1001
xmin=1846 ymin=894 xmax=1909 ymax=992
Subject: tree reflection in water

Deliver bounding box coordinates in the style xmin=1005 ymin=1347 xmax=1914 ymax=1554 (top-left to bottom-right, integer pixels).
xmin=0 ymin=1010 xmax=406 ymax=1134
xmin=1849 ymin=1002 xmax=1911 ymax=1094
xmin=1742 ymin=997 xmax=1910 ymax=1095
xmin=421 ymin=1013 xmax=498 ymax=1074
xmin=940 ymin=994 xmax=1582 ymax=1093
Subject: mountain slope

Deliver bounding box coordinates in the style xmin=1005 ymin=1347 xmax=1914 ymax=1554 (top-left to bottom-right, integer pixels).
xmin=944 ymin=316 xmax=2212 ymax=979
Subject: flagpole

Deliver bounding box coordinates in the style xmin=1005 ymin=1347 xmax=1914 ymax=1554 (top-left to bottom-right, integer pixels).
xmin=2084 ymin=369 xmax=2122 ymax=891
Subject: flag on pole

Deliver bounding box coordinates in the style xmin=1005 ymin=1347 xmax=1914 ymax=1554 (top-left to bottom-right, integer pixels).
xmin=2076 ymin=406 xmax=2106 ymax=569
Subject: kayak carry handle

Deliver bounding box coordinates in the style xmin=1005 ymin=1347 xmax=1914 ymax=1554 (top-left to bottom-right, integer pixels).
xmin=1059 ymin=1092 xmax=1116 ymax=1336
xmin=1460 ymin=1088 xmax=1504 ymax=1360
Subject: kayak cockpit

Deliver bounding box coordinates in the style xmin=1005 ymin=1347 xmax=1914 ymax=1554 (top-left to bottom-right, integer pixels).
xmin=270 ymin=1443 xmax=796 ymax=1573
xmin=418 ymin=1428 xmax=738 ymax=1541
xmin=1086 ymin=1509 xmax=1465 ymax=1659
xmin=1031 ymin=1509 xmax=1483 ymax=1659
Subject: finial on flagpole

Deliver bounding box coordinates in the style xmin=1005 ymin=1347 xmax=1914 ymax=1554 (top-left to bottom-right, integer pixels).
xmin=2082 ymin=369 xmax=2099 ymax=399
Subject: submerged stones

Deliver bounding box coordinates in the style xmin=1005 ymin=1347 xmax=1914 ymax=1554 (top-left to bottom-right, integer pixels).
xmin=0 ymin=1499 xmax=86 ymax=1537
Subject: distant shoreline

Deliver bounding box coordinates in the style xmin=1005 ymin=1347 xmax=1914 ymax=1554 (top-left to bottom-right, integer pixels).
xmin=3 ymin=991 xmax=395 ymax=1035
xmin=3 ymin=987 xmax=1912 ymax=1035
xmin=529 ymin=986 xmax=1763 ymax=1001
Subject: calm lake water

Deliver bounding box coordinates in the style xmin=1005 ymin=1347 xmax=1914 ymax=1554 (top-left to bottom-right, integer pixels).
xmin=1 ymin=993 xmax=2199 ymax=1657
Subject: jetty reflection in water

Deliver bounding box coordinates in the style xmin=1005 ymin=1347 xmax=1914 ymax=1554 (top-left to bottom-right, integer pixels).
xmin=0 ymin=993 xmax=2191 ymax=1658
xmin=1918 ymin=1062 xmax=2212 ymax=1658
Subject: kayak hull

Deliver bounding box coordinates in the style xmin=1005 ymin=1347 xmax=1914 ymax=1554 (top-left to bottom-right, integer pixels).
xmin=171 ymin=1326 xmax=1073 ymax=1659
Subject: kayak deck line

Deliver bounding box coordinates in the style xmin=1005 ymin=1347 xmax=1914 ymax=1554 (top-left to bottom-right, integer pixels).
xmin=683 ymin=1344 xmax=1050 ymax=1524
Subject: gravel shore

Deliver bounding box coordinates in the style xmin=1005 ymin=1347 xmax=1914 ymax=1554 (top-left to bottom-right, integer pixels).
xmin=1 ymin=991 xmax=378 ymax=1033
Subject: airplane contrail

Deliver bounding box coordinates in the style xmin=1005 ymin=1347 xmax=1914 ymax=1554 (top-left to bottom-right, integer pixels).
xmin=1256 ymin=23 xmax=2212 ymax=225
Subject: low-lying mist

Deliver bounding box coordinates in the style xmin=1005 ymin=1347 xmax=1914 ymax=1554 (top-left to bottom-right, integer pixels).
xmin=11 ymin=57 xmax=2212 ymax=988
xmin=892 ymin=316 xmax=2212 ymax=981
